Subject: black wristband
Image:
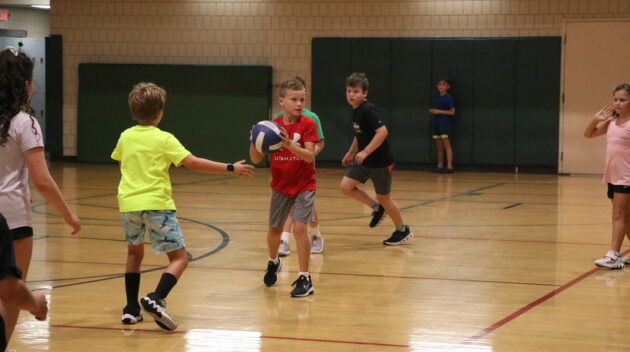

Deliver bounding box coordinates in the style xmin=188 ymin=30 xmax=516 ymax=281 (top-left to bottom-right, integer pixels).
xmin=226 ymin=164 xmax=234 ymax=172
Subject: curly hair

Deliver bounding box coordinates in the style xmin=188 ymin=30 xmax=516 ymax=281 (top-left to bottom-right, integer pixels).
xmin=0 ymin=47 xmax=35 ymax=146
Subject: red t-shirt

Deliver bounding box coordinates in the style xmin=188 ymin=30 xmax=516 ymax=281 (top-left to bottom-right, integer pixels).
xmin=269 ymin=115 xmax=319 ymax=197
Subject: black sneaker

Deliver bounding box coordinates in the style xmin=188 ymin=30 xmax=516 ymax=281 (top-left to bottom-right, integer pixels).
xmin=290 ymin=275 xmax=314 ymax=297
xmin=440 ymin=168 xmax=454 ymax=174
xmin=383 ymin=226 xmax=413 ymax=245
xmin=369 ymin=205 xmax=386 ymax=227
xmin=140 ymin=293 xmax=177 ymax=330
xmin=121 ymin=305 xmax=143 ymax=325
xmin=263 ymin=258 xmax=282 ymax=287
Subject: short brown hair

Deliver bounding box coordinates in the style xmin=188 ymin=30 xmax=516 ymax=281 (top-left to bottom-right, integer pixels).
xmin=128 ymin=82 xmax=166 ymax=121
xmin=345 ymin=72 xmax=369 ymax=91
xmin=278 ymin=78 xmax=305 ymax=97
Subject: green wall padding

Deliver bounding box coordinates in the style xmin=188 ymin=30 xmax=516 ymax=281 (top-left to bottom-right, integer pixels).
xmin=45 ymin=35 xmax=63 ymax=157
xmin=77 ymin=64 xmax=271 ymax=163
xmin=515 ymin=37 xmax=561 ymax=166
xmin=312 ymin=38 xmax=352 ymax=161
xmin=473 ymin=39 xmax=516 ymax=165
xmin=312 ymin=37 xmax=560 ymax=168
xmin=390 ymin=39 xmax=432 ymax=163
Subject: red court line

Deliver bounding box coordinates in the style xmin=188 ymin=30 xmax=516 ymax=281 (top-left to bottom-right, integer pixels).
xmin=460 ymin=250 xmax=630 ymax=345
xmin=30 ymin=258 xmax=559 ymax=287
xmin=48 ymin=324 xmax=409 ymax=348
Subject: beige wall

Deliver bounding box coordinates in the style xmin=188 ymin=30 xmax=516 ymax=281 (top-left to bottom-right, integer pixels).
xmin=0 ymin=6 xmax=50 ymax=38
xmin=50 ymin=0 xmax=630 ymax=156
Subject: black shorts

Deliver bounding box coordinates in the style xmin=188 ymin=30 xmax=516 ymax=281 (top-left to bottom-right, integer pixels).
xmin=10 ymin=226 xmax=33 ymax=241
xmin=345 ymin=163 xmax=393 ymax=195
xmin=0 ymin=314 xmax=6 ymax=352
xmin=0 ymin=214 xmax=22 ymax=281
xmin=607 ymin=183 xmax=630 ymax=199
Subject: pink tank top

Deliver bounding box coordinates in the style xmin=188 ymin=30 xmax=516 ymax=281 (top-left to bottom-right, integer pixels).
xmin=604 ymin=118 xmax=630 ymax=186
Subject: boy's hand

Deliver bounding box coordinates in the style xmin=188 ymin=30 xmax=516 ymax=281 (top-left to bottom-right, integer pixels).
xmin=355 ymin=150 xmax=368 ymax=165
xmin=232 ymin=160 xmax=255 ymax=178
xmin=64 ymin=213 xmax=81 ymax=235
xmin=342 ymin=151 xmax=355 ymax=167
xmin=30 ymin=293 xmax=48 ymax=321
xmin=428 ymin=108 xmax=436 ymax=114
xmin=595 ymin=106 xmax=614 ymax=121
xmin=279 ymin=128 xmax=291 ymax=148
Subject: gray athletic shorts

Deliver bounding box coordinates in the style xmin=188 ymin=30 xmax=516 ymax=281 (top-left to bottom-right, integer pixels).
xmin=269 ymin=190 xmax=315 ymax=228
xmin=345 ymin=163 xmax=393 ymax=195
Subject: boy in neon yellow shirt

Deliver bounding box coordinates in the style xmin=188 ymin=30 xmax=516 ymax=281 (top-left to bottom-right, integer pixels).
xmin=111 ymin=82 xmax=254 ymax=330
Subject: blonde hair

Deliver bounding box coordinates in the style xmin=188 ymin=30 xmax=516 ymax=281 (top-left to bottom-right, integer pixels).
xmin=278 ymin=78 xmax=305 ymax=97
xmin=128 ymin=82 xmax=166 ymax=121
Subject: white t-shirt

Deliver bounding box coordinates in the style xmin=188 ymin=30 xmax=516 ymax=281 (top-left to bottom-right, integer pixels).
xmin=0 ymin=111 xmax=44 ymax=229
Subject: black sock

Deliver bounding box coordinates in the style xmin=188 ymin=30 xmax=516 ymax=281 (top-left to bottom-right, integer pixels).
xmin=154 ymin=273 xmax=178 ymax=299
xmin=125 ymin=272 xmax=141 ymax=311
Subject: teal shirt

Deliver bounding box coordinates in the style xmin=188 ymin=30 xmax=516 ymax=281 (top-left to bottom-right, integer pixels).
xmin=273 ymin=108 xmax=325 ymax=140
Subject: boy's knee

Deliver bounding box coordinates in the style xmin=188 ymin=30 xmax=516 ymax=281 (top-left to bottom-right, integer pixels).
xmin=340 ymin=183 xmax=354 ymax=195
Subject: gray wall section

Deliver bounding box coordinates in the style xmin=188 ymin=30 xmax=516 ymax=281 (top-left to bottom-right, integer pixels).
xmin=311 ymin=37 xmax=561 ymax=167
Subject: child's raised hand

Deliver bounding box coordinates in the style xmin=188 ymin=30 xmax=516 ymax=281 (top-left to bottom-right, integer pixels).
xmin=232 ymin=160 xmax=255 ymax=178
xmin=279 ymin=128 xmax=291 ymax=147
xmin=595 ymin=106 xmax=614 ymax=121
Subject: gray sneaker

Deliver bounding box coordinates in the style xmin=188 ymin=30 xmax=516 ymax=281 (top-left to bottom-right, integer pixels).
xmin=278 ymin=240 xmax=291 ymax=256
xmin=310 ymin=235 xmax=324 ymax=253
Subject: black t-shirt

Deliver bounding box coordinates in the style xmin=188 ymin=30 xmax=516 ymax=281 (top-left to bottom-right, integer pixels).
xmin=351 ymin=100 xmax=394 ymax=167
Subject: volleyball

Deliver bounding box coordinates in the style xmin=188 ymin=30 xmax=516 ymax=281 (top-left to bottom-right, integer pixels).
xmin=251 ymin=120 xmax=283 ymax=154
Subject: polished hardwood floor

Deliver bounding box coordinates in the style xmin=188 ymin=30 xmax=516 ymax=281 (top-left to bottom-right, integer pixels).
xmin=8 ymin=162 xmax=630 ymax=352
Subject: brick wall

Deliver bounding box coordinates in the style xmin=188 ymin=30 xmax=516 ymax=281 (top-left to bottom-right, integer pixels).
xmin=50 ymin=0 xmax=630 ymax=156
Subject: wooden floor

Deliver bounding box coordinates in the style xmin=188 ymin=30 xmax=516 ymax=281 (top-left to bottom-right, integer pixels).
xmin=9 ymin=162 xmax=630 ymax=351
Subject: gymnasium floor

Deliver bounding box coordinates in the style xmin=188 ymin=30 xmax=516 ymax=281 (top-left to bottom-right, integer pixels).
xmin=9 ymin=162 xmax=630 ymax=352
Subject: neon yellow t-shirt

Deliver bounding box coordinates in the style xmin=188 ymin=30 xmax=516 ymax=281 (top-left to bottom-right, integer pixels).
xmin=111 ymin=125 xmax=191 ymax=212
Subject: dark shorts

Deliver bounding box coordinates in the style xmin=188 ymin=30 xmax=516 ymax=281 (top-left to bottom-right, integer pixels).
xmin=345 ymin=163 xmax=393 ymax=195
xmin=10 ymin=226 xmax=33 ymax=241
xmin=0 ymin=314 xmax=6 ymax=352
xmin=0 ymin=214 xmax=23 ymax=281
xmin=432 ymin=117 xmax=452 ymax=139
xmin=607 ymin=183 xmax=630 ymax=199
xmin=269 ymin=190 xmax=315 ymax=228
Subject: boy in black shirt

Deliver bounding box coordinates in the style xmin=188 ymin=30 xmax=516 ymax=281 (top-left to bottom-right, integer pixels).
xmin=340 ymin=72 xmax=413 ymax=245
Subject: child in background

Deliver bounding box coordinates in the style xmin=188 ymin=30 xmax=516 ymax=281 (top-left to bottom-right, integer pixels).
xmin=112 ymin=82 xmax=254 ymax=330
xmin=250 ymin=78 xmax=318 ymax=297
xmin=429 ymin=76 xmax=456 ymax=173
xmin=584 ymin=83 xmax=630 ymax=269
xmin=340 ymin=72 xmax=413 ymax=246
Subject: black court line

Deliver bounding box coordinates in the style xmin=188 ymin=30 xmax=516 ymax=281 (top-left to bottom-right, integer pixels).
xmin=503 ymin=202 xmax=523 ymax=209
xmin=30 ymin=215 xmax=229 ymax=291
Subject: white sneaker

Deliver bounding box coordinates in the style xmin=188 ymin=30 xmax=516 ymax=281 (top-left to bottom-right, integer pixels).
xmin=595 ymin=250 xmax=625 ymax=269
xmin=278 ymin=240 xmax=291 ymax=256
xmin=310 ymin=235 xmax=324 ymax=254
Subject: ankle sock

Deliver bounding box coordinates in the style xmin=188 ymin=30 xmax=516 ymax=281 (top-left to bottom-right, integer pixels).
xmin=371 ymin=201 xmax=380 ymax=211
xmin=298 ymin=272 xmax=309 ymax=278
xmin=396 ymin=223 xmax=407 ymax=232
xmin=280 ymin=231 xmax=291 ymax=242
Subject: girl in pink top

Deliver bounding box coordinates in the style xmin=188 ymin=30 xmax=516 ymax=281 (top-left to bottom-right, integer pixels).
xmin=584 ymin=83 xmax=630 ymax=269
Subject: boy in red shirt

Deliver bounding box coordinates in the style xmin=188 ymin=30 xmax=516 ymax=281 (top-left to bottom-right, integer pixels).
xmin=250 ymin=78 xmax=319 ymax=297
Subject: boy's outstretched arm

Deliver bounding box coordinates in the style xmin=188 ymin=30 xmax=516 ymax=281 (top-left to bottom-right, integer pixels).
xmin=181 ymin=154 xmax=255 ymax=178
xmin=355 ymin=126 xmax=388 ymax=165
